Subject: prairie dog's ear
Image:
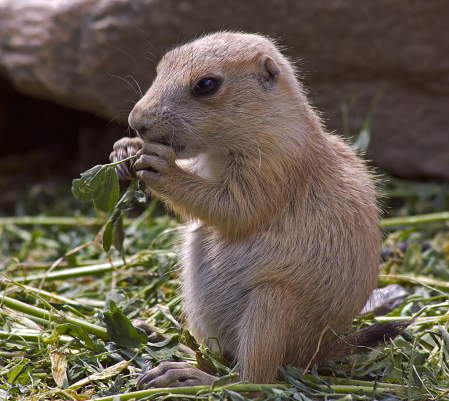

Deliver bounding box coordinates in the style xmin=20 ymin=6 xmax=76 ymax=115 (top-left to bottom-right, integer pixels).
xmin=260 ymin=56 xmax=280 ymax=88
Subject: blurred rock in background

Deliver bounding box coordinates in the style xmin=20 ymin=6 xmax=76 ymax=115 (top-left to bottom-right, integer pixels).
xmin=0 ymin=0 xmax=448 ymax=180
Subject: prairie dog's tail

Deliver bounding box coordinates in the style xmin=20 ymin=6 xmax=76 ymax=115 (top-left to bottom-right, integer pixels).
xmin=310 ymin=320 xmax=412 ymax=367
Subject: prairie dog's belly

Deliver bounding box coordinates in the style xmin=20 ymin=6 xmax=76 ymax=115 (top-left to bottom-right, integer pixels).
xmin=179 ymin=223 xmax=252 ymax=353
xmin=178 ymin=211 xmax=378 ymax=355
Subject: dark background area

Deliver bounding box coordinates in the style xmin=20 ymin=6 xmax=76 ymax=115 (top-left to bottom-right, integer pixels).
xmin=0 ymin=79 xmax=125 ymax=216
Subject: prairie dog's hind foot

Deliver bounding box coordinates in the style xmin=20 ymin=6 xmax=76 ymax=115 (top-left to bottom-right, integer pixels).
xmin=133 ymin=321 xmax=218 ymax=389
xmin=109 ymin=137 xmax=144 ymax=180
xmin=137 ymin=361 xmax=216 ymax=389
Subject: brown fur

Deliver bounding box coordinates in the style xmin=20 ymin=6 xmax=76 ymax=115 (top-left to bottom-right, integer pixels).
xmin=111 ymin=32 xmax=381 ymax=384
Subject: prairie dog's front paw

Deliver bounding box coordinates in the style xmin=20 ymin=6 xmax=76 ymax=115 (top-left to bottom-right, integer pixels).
xmin=134 ymin=143 xmax=176 ymax=190
xmin=110 ymin=137 xmax=144 ymax=180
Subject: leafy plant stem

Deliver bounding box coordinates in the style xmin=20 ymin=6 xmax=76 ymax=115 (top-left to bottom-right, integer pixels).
xmin=0 ymin=295 xmax=108 ymax=340
xmin=108 ymin=155 xmax=135 ymax=168
xmin=7 ymin=282 xmax=92 ymax=306
xmin=0 ymin=330 xmax=74 ymax=346
xmin=0 ymin=216 xmax=134 ymax=226
xmin=79 ymin=380 xmax=407 ymax=401
xmin=86 ymin=383 xmax=290 ymax=401
xmin=126 ymin=196 xmax=158 ymax=235
xmin=10 ymin=261 xmax=124 ymax=283
xmin=1 ymin=210 xmax=447 ymax=229
xmin=304 ymin=374 xmax=403 ymax=389
xmin=378 ymin=274 xmax=449 ymax=290
xmin=381 ymin=211 xmax=449 ymax=228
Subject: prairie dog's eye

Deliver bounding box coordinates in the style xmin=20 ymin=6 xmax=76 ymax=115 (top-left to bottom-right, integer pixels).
xmin=193 ymin=77 xmax=221 ymax=96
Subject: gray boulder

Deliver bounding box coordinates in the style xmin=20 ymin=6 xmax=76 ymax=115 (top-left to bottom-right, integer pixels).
xmin=0 ymin=0 xmax=448 ymax=179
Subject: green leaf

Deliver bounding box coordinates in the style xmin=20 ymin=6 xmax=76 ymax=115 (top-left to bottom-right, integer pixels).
xmin=103 ymin=218 xmax=114 ymax=253
xmin=213 ymin=373 xmax=240 ymax=390
xmin=402 ymin=243 xmax=422 ymax=273
xmin=223 ymin=388 xmax=249 ymax=400
xmin=7 ymin=360 xmax=32 ymax=385
xmin=71 ymin=165 xmax=106 ymax=202
xmin=184 ymin=329 xmax=200 ymax=352
xmin=93 ymin=166 xmax=120 ymax=212
xmin=310 ymin=364 xmax=333 ymax=392
xmin=355 ymin=356 xmax=390 ymax=376
xmin=351 ymin=127 xmax=371 ymax=153
xmin=103 ymin=374 xmax=125 ymax=396
xmin=421 ymin=366 xmax=439 ymax=385
xmin=134 ymin=189 xmax=147 ymax=203
xmin=279 ymin=366 xmax=325 ymax=394
xmin=102 ymin=209 xmax=125 ymax=254
xmin=157 ymin=304 xmax=180 ymax=330
xmin=102 ymin=301 xmax=148 ymax=348
xmin=412 ymin=352 xmax=429 ymax=367
xmin=428 ymin=260 xmax=449 ymax=281
xmin=56 ymin=323 xmax=97 ymax=351
xmin=144 ymin=334 xmax=180 ymax=361
xmin=293 ymin=393 xmax=314 ymax=401
xmin=438 ymin=324 xmax=449 ymax=361
xmin=411 ymin=364 xmax=423 ymax=389
xmin=113 ymin=213 xmax=124 ymax=254
xmin=394 ymin=338 xmax=414 ymax=354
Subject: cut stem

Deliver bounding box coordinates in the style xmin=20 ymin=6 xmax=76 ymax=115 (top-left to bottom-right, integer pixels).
xmin=0 ymin=295 xmax=108 ymax=340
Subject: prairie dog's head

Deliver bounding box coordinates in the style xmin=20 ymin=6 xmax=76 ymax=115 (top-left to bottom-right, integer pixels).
xmin=128 ymin=32 xmax=305 ymax=159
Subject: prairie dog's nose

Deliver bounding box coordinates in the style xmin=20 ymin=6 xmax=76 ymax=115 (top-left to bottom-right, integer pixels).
xmin=128 ymin=103 xmax=146 ymax=132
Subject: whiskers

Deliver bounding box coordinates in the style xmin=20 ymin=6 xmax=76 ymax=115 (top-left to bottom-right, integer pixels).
xmin=106 ymin=44 xmax=141 ymax=69
xmin=125 ymin=75 xmax=145 ymax=99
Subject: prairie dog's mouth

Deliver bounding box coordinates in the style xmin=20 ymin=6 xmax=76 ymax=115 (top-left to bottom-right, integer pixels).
xmin=134 ymin=130 xmax=187 ymax=153
xmin=151 ymin=135 xmax=187 ymax=153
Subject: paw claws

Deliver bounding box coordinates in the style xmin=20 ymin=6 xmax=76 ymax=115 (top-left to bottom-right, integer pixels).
xmin=110 ymin=137 xmax=143 ymax=180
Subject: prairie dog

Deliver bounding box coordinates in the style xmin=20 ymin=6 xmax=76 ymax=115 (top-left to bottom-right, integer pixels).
xmin=111 ymin=32 xmax=387 ymax=386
